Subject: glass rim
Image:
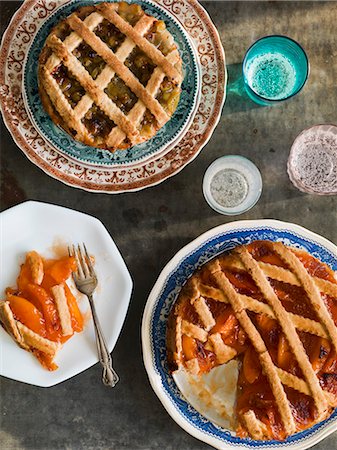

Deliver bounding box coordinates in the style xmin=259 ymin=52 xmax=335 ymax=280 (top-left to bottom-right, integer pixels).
xmin=202 ymin=155 xmax=263 ymax=215
xmin=242 ymin=34 xmax=310 ymax=103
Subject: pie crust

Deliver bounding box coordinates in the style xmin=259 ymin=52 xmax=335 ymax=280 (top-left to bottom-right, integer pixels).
xmin=38 ymin=2 xmax=183 ymax=151
xmin=167 ymin=240 xmax=337 ymax=440
xmin=0 ymin=252 xmax=84 ymax=371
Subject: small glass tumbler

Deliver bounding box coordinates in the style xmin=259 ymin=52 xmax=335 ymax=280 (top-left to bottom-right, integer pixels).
xmin=242 ymin=35 xmax=309 ymax=105
xmin=287 ymin=124 xmax=337 ymax=195
xmin=203 ymin=155 xmax=262 ymax=215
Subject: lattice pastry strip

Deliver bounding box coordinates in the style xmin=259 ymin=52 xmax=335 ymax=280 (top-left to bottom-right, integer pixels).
xmin=73 ymin=14 xmax=155 ymax=123
xmin=46 ymin=34 xmax=139 ymax=138
xmin=235 ymin=247 xmax=328 ymax=416
xmin=167 ymin=240 xmax=337 ymax=440
xmin=96 ymin=3 xmax=182 ymax=83
xmin=197 ymin=283 xmax=328 ymax=338
xmin=272 ymin=242 xmax=337 ymax=351
xmin=210 ymin=263 xmax=296 ymax=435
xmin=41 ymin=69 xmax=90 ymax=140
xmin=182 ymin=253 xmax=337 ymax=408
xmin=178 ymin=261 xmax=333 ymax=386
xmin=241 ymin=410 xmax=269 ymax=440
xmin=39 ymin=2 xmax=183 ymax=150
xmin=108 ymin=50 xmax=180 ymax=148
xmin=220 ymin=253 xmax=337 ymax=298
xmin=67 ymin=14 xmax=169 ymax=125
xmin=45 ymin=12 xmax=104 ymax=74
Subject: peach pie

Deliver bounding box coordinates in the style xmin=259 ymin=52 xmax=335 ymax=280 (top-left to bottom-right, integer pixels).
xmin=0 ymin=251 xmax=84 ymax=371
xmin=167 ymin=240 xmax=337 ymax=440
xmin=38 ymin=2 xmax=183 ymax=151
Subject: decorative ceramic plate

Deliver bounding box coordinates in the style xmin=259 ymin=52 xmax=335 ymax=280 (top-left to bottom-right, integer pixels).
xmin=0 ymin=201 xmax=132 ymax=387
xmin=22 ymin=0 xmax=200 ymax=167
xmin=0 ymin=0 xmax=226 ymax=193
xmin=142 ymin=220 xmax=337 ymax=449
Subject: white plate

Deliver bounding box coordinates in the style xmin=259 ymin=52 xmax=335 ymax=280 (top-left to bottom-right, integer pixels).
xmin=0 ymin=201 xmax=132 ymax=387
xmin=142 ymin=220 xmax=337 ymax=449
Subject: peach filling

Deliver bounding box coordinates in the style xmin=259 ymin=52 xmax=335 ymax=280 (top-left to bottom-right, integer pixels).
xmin=5 ymin=252 xmax=83 ymax=370
xmin=178 ymin=241 xmax=337 ymax=440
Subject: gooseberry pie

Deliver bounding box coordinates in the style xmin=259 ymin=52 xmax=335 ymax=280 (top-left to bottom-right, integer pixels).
xmin=38 ymin=2 xmax=183 ymax=151
xmin=167 ymin=240 xmax=337 ymax=440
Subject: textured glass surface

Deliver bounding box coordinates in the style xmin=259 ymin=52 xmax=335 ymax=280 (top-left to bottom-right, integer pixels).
xmin=243 ymin=35 xmax=309 ymax=105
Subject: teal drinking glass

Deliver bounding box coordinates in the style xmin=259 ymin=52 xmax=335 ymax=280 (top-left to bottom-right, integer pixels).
xmin=242 ymin=35 xmax=309 ymax=105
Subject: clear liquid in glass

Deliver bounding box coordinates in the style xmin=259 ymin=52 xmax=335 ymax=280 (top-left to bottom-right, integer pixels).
xmin=246 ymin=52 xmax=297 ymax=100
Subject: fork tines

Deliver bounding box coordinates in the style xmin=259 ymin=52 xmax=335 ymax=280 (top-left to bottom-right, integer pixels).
xmin=68 ymin=243 xmax=95 ymax=280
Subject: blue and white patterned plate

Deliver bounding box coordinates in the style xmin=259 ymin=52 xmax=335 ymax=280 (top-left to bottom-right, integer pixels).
xmin=22 ymin=0 xmax=200 ymax=167
xmin=142 ymin=220 xmax=337 ymax=449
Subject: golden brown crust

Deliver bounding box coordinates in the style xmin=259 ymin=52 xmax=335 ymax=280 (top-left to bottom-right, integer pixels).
xmin=208 ymin=333 xmax=237 ymax=364
xmin=236 ymin=246 xmax=328 ymax=417
xmin=26 ymin=251 xmax=44 ymax=285
xmin=96 ymin=3 xmax=182 ymax=83
xmin=16 ymin=322 xmax=60 ymax=356
xmin=274 ymin=242 xmax=337 ymax=352
xmin=51 ymin=284 xmax=73 ymax=336
xmin=241 ymin=411 xmax=268 ymax=440
xmin=0 ymin=301 xmax=29 ymax=350
xmin=166 ymin=240 xmax=337 ymax=440
xmin=67 ymin=14 xmax=169 ymax=127
xmin=38 ymin=2 xmax=183 ymax=152
xmin=0 ymin=301 xmax=59 ymax=356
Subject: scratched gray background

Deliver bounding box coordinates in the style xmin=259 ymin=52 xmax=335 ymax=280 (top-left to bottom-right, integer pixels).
xmin=1 ymin=1 xmax=337 ymax=449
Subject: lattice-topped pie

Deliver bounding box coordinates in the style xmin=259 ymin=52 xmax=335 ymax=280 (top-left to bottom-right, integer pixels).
xmin=167 ymin=241 xmax=337 ymax=440
xmin=38 ymin=2 xmax=183 ymax=151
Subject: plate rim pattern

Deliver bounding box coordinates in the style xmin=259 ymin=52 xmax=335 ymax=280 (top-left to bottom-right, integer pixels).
xmin=142 ymin=220 xmax=337 ymax=450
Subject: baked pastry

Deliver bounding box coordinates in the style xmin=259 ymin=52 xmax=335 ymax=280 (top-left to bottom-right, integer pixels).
xmin=0 ymin=251 xmax=83 ymax=370
xmin=38 ymin=2 xmax=183 ymax=151
xmin=167 ymin=240 xmax=337 ymax=440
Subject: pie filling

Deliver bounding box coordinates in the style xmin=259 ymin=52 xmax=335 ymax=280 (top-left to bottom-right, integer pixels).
xmin=0 ymin=251 xmax=84 ymax=371
xmin=167 ymin=240 xmax=337 ymax=440
xmin=38 ymin=2 xmax=183 ymax=151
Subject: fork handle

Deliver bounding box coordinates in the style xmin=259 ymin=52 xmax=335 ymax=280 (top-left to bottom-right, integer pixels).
xmin=88 ymin=294 xmax=119 ymax=387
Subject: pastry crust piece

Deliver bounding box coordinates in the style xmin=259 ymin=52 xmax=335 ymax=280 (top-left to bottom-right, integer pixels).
xmin=0 ymin=301 xmax=59 ymax=356
xmin=0 ymin=301 xmax=29 ymax=350
xmin=242 ymin=410 xmax=269 ymax=440
xmin=16 ymin=322 xmax=60 ymax=356
xmin=26 ymin=251 xmax=44 ymax=285
xmin=51 ymin=284 xmax=73 ymax=336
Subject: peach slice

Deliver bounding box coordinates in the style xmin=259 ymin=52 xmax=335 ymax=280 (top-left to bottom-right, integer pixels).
xmin=243 ymin=348 xmax=261 ymax=384
xmin=46 ymin=256 xmax=77 ymax=284
xmin=277 ymin=334 xmax=292 ymax=368
xmin=63 ymin=284 xmax=83 ymax=332
xmin=25 ymin=284 xmax=60 ymax=333
xmin=182 ymin=334 xmax=197 ymax=360
xmin=211 ymin=311 xmax=237 ymax=337
xmin=17 ymin=262 xmax=32 ymax=292
xmin=7 ymin=295 xmax=46 ymax=337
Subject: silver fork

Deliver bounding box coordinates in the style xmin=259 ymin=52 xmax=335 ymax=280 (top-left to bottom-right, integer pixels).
xmin=68 ymin=243 xmax=119 ymax=387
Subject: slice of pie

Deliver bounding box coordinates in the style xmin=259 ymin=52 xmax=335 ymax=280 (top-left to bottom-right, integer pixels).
xmin=0 ymin=251 xmax=84 ymax=371
xmin=167 ymin=240 xmax=337 ymax=440
xmin=38 ymin=2 xmax=183 ymax=151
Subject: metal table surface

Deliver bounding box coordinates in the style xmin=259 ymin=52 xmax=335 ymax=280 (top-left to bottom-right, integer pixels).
xmin=1 ymin=1 xmax=336 ymax=449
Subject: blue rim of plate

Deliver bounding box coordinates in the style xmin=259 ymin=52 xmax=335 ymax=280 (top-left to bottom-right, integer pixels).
xmin=147 ymin=224 xmax=337 ymax=448
xmin=23 ymin=0 xmax=200 ymax=167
